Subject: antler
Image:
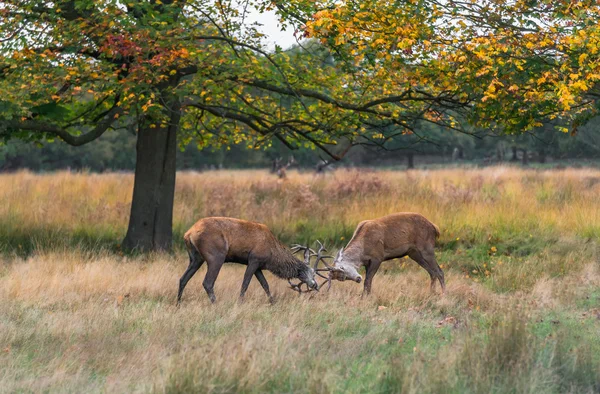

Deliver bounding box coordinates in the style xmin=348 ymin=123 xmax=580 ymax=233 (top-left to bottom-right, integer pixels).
xmin=289 ymin=241 xmax=336 ymax=293
xmin=311 ymin=241 xmax=335 ymax=288
xmin=311 ymin=241 xmax=341 ymax=292
xmin=289 ymin=243 xmax=318 ymax=294
xmin=288 ymin=279 xmax=303 ymax=294
xmin=293 ymin=241 xmax=334 ymax=271
xmin=312 ymin=240 xmax=327 ymax=270
xmin=290 ymin=244 xmax=315 ymax=257
xmin=288 ymin=279 xmax=319 ymax=294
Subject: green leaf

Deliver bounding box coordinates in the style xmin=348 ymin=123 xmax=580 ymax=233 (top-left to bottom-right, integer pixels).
xmin=30 ymin=103 xmax=72 ymax=120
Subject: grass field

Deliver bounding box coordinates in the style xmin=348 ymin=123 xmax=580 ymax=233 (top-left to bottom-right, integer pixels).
xmin=0 ymin=167 xmax=599 ymax=393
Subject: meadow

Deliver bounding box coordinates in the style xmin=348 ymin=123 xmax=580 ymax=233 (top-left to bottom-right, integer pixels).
xmin=0 ymin=167 xmax=599 ymax=393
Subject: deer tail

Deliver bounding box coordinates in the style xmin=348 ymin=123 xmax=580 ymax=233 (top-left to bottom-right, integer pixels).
xmin=431 ymin=222 xmax=441 ymax=239
xmin=184 ymin=233 xmax=203 ymax=262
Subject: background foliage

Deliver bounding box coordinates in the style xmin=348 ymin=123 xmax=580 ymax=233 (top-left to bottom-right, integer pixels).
xmin=1 ymin=115 xmax=599 ymax=171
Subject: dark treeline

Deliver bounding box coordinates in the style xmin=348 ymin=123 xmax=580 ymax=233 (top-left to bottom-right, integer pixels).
xmin=1 ymin=117 xmax=599 ymax=172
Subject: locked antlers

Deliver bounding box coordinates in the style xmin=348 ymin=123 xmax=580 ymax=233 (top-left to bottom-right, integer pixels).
xmin=289 ymin=240 xmax=338 ymax=293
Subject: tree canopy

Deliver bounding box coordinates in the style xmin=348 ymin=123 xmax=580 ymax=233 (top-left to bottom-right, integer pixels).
xmin=0 ymin=0 xmax=498 ymax=155
xmin=280 ymin=0 xmax=600 ymax=134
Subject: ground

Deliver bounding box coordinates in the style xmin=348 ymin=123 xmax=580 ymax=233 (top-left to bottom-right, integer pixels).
xmin=0 ymin=167 xmax=599 ymax=393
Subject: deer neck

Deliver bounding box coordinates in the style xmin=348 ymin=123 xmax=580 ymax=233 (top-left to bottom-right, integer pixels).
xmin=341 ymin=241 xmax=365 ymax=268
xmin=267 ymin=247 xmax=305 ymax=280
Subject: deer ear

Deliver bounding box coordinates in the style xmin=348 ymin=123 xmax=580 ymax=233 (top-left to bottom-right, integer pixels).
xmin=336 ymin=248 xmax=343 ymax=260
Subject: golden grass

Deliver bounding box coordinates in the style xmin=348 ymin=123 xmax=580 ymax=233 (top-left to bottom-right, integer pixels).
xmin=0 ymin=167 xmax=599 ymax=392
xmin=1 ymin=167 xmax=599 ymax=246
xmin=1 ymin=250 xmax=598 ymax=393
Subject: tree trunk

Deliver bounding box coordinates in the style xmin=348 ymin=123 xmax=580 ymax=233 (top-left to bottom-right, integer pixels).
xmin=496 ymin=144 xmax=504 ymax=161
xmin=522 ymin=149 xmax=529 ymax=166
xmin=510 ymin=146 xmax=518 ymax=162
xmin=539 ymin=148 xmax=547 ymax=163
xmin=407 ymin=152 xmax=414 ymax=169
xmin=123 ymin=104 xmax=180 ymax=252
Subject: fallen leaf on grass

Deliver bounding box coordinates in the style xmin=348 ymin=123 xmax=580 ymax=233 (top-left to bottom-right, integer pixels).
xmin=116 ymin=293 xmax=131 ymax=307
xmin=436 ymin=316 xmax=458 ymax=328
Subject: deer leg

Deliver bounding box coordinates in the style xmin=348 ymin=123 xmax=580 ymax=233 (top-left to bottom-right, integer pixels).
xmin=177 ymin=247 xmax=205 ymax=305
xmin=409 ymin=249 xmax=445 ymax=294
xmin=254 ymin=270 xmax=273 ymax=303
xmin=202 ymin=254 xmax=225 ymax=303
xmin=423 ymin=248 xmax=446 ymax=294
xmin=239 ymin=261 xmax=260 ymax=300
xmin=363 ymin=260 xmax=382 ymax=296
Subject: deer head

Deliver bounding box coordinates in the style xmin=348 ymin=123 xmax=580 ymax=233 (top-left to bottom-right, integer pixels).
xmin=329 ymin=248 xmax=363 ymax=283
xmin=276 ymin=156 xmax=296 ymax=179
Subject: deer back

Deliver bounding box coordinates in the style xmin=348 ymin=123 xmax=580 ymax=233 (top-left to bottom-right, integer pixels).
xmin=185 ymin=217 xmax=306 ymax=279
xmin=344 ymin=213 xmax=439 ymax=262
xmin=185 ymin=218 xmax=273 ymax=260
xmin=377 ymin=213 xmax=439 ymax=248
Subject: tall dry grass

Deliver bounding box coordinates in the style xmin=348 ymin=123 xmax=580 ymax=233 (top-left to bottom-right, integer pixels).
xmin=1 ymin=167 xmax=599 ymax=251
xmin=1 ymin=249 xmax=598 ymax=393
xmin=0 ymin=167 xmax=599 ymax=392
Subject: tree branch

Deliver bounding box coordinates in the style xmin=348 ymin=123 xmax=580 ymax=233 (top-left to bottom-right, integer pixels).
xmin=0 ymin=106 xmax=123 ymax=146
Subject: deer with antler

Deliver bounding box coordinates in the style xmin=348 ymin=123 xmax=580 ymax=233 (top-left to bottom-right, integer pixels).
xmin=328 ymin=213 xmax=445 ymax=295
xmin=274 ymin=156 xmax=296 ymax=179
xmin=177 ymin=217 xmax=326 ymax=305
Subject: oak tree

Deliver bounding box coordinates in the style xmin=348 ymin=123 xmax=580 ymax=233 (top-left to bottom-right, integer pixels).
xmin=2 ymin=0 xmax=598 ymax=251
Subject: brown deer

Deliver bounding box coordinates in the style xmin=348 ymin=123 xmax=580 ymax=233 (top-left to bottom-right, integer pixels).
xmin=177 ymin=217 xmax=323 ymax=305
xmin=275 ymin=156 xmax=296 ymax=179
xmin=328 ymin=213 xmax=445 ymax=295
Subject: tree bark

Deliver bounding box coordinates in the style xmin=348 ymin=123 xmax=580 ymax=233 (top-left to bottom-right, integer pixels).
xmin=496 ymin=144 xmax=504 ymax=161
xmin=539 ymin=148 xmax=546 ymax=163
xmin=122 ymin=103 xmax=180 ymax=252
xmin=407 ymin=152 xmax=414 ymax=169
xmin=510 ymin=146 xmax=518 ymax=162
xmin=522 ymin=149 xmax=529 ymax=166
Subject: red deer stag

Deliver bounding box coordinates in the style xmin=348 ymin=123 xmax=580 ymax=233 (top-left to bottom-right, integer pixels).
xmin=328 ymin=213 xmax=445 ymax=295
xmin=177 ymin=217 xmax=321 ymax=305
xmin=274 ymin=156 xmax=296 ymax=179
